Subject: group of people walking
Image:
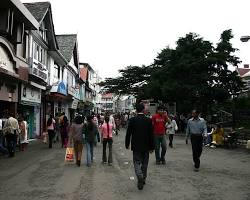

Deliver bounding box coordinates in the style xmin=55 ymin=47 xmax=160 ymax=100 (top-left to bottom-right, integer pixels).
xmin=46 ymin=113 xmax=114 ymax=167
xmin=126 ymin=104 xmax=207 ymax=190
xmin=0 ymin=113 xmax=29 ymax=157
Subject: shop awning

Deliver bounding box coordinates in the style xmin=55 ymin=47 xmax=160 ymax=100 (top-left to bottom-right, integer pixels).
xmin=50 ymin=82 xmax=67 ymax=96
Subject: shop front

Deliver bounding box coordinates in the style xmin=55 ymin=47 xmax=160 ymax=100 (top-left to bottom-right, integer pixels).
xmin=18 ymin=84 xmax=41 ymax=138
xmin=0 ymin=41 xmax=19 ymax=117
xmin=49 ymin=81 xmax=69 ymax=118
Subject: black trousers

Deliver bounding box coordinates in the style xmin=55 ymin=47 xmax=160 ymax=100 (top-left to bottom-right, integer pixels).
xmin=191 ymin=134 xmax=203 ymax=168
xmin=133 ymin=151 xmax=149 ymax=180
xmin=5 ymin=134 xmax=17 ymax=157
xmin=169 ymin=134 xmax=174 ymax=146
xmin=48 ymin=130 xmax=55 ymax=148
xmin=102 ymin=138 xmax=113 ymax=163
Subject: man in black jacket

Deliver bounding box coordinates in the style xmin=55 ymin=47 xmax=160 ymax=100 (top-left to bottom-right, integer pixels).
xmin=125 ymin=103 xmax=155 ymax=190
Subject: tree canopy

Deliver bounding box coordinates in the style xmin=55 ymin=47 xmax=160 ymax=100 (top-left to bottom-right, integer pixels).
xmin=99 ymin=29 xmax=244 ymax=113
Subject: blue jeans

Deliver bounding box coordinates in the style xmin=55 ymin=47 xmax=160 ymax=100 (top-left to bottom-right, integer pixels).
xmin=154 ymin=135 xmax=167 ymax=162
xmin=86 ymin=142 xmax=94 ymax=165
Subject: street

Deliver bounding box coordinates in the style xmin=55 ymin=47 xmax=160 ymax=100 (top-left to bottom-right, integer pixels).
xmin=0 ymin=129 xmax=250 ymax=200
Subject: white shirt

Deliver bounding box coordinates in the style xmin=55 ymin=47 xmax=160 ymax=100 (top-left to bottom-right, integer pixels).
xmin=0 ymin=119 xmax=2 ymax=130
xmin=166 ymin=119 xmax=178 ymax=135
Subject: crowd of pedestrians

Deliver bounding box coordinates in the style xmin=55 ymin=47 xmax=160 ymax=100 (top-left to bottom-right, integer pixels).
xmin=0 ymin=105 xmax=211 ymax=192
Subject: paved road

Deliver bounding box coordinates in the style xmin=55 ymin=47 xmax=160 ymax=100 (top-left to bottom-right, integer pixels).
xmin=0 ymin=129 xmax=250 ymax=200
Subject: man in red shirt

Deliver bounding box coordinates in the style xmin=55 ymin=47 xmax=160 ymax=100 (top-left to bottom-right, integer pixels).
xmin=152 ymin=106 xmax=168 ymax=164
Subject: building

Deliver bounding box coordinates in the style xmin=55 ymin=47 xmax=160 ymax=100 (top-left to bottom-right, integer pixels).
xmin=237 ymin=64 xmax=250 ymax=97
xmin=114 ymin=95 xmax=136 ymax=113
xmin=24 ymin=1 xmax=68 ymax=136
xmin=0 ymin=0 xmax=39 ymax=137
xmin=56 ymin=34 xmax=80 ymax=121
xmin=100 ymin=93 xmax=114 ymax=113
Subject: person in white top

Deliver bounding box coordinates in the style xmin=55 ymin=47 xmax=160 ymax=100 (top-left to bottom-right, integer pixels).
xmin=109 ymin=114 xmax=116 ymax=130
xmin=3 ymin=114 xmax=20 ymax=157
xmin=165 ymin=115 xmax=178 ymax=148
xmin=18 ymin=117 xmax=29 ymax=151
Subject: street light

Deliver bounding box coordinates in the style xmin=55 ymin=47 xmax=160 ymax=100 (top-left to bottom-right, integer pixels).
xmin=240 ymin=36 xmax=250 ymax=42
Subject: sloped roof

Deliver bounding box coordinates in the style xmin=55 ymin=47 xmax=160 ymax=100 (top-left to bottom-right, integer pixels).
xmin=242 ymin=70 xmax=250 ymax=78
xmin=80 ymin=67 xmax=88 ymax=81
xmin=56 ymin=34 xmax=77 ymax=62
xmin=24 ymin=2 xmax=50 ymax=23
xmin=237 ymin=68 xmax=250 ymax=77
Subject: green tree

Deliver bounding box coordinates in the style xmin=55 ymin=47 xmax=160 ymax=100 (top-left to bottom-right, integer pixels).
xmin=99 ymin=65 xmax=151 ymax=96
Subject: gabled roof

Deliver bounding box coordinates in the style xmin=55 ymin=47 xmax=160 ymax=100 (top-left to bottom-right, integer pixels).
xmin=2 ymin=0 xmax=39 ymax=29
xmin=237 ymin=68 xmax=250 ymax=77
xmin=24 ymin=2 xmax=50 ymax=23
xmin=56 ymin=34 xmax=77 ymax=62
xmin=242 ymin=71 xmax=250 ymax=78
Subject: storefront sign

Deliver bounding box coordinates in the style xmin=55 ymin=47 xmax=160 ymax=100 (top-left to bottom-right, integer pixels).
xmin=74 ymin=88 xmax=80 ymax=100
xmin=0 ymin=46 xmax=15 ymax=73
xmin=50 ymin=81 xmax=67 ymax=96
xmin=21 ymin=84 xmax=41 ymax=105
xmin=68 ymin=85 xmax=76 ymax=96
xmin=30 ymin=61 xmax=48 ymax=82
xmin=71 ymin=99 xmax=79 ymax=109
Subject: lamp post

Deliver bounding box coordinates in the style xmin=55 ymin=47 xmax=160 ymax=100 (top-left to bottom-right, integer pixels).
xmin=240 ymin=36 xmax=250 ymax=42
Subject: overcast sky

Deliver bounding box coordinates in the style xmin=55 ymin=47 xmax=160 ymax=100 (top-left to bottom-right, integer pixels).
xmin=22 ymin=0 xmax=250 ymax=79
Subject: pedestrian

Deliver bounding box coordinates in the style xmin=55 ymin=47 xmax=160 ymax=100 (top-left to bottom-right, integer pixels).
xmin=69 ymin=115 xmax=84 ymax=166
xmin=186 ymin=109 xmax=207 ymax=172
xmin=210 ymin=124 xmax=224 ymax=148
xmin=18 ymin=117 xmax=29 ymax=151
xmin=166 ymin=115 xmax=178 ymax=148
xmin=152 ymin=106 xmax=168 ymax=165
xmin=47 ymin=114 xmax=56 ymax=149
xmin=60 ymin=116 xmax=70 ymax=148
xmin=109 ymin=113 xmax=116 ymax=133
xmin=54 ymin=113 xmax=60 ymax=143
xmin=125 ymin=103 xmax=155 ymax=190
xmin=101 ymin=116 xmax=113 ymax=165
xmin=83 ymin=115 xmax=100 ymax=167
xmin=0 ymin=114 xmax=8 ymax=155
xmin=3 ymin=113 xmax=20 ymax=157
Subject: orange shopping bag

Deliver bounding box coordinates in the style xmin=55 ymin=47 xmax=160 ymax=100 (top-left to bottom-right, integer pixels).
xmin=65 ymin=147 xmax=75 ymax=162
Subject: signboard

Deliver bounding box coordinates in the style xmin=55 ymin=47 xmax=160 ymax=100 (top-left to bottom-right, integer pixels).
xmin=68 ymin=85 xmax=76 ymax=96
xmin=21 ymin=84 xmax=41 ymax=105
xmin=71 ymin=99 xmax=79 ymax=109
xmin=50 ymin=82 xmax=67 ymax=96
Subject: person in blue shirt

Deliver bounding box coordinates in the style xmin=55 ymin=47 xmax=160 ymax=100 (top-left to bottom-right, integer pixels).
xmin=186 ymin=109 xmax=207 ymax=172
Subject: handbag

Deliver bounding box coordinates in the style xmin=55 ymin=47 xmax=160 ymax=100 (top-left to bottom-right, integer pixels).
xmin=65 ymin=147 xmax=75 ymax=162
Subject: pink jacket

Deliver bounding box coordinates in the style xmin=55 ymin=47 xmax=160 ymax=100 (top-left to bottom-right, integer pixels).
xmin=101 ymin=123 xmax=113 ymax=139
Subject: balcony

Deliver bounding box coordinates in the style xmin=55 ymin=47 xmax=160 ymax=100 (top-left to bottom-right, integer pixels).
xmin=29 ymin=58 xmax=48 ymax=82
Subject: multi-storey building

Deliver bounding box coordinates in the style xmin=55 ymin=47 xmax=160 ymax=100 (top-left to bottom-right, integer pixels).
xmin=0 ymin=0 xmax=39 ymax=137
xmin=100 ymin=93 xmax=114 ymax=113
xmin=56 ymin=34 xmax=80 ymax=121
xmin=24 ymin=1 xmax=69 ymax=136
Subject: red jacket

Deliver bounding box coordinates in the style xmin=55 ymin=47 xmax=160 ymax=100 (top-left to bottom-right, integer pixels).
xmin=152 ymin=113 xmax=168 ymax=135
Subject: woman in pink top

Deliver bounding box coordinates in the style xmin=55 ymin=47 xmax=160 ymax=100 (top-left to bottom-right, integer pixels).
xmin=101 ymin=116 xmax=113 ymax=165
xmin=47 ymin=114 xmax=56 ymax=148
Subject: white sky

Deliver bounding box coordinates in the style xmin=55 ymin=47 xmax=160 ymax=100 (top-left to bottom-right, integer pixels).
xmin=22 ymin=0 xmax=250 ymax=78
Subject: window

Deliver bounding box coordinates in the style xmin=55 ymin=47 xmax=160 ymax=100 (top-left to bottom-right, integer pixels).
xmin=33 ymin=42 xmax=47 ymax=66
xmin=54 ymin=63 xmax=60 ymax=79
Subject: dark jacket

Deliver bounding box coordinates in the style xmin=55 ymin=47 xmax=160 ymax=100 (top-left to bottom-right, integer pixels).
xmin=125 ymin=114 xmax=155 ymax=152
xmin=83 ymin=122 xmax=100 ymax=143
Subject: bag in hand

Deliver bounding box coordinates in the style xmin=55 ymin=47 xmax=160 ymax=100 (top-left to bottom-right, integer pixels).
xmin=65 ymin=147 xmax=74 ymax=162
